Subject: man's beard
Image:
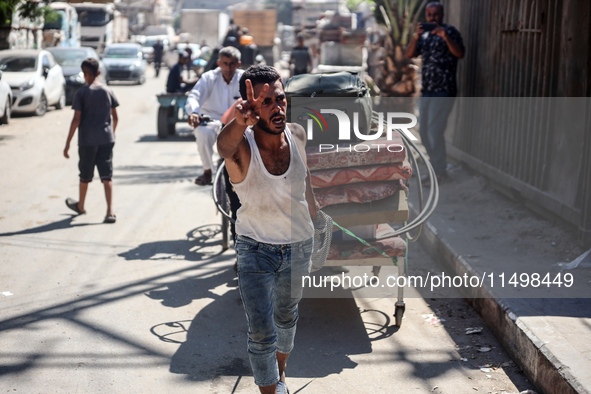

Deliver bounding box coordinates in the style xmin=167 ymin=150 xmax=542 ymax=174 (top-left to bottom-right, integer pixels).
xmin=257 ymin=113 xmax=285 ymax=135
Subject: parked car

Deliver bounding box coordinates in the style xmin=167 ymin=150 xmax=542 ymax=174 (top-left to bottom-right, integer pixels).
xmin=46 ymin=46 xmax=106 ymax=105
xmin=0 ymin=50 xmax=66 ymax=116
xmin=0 ymin=70 xmax=13 ymax=124
xmin=102 ymin=43 xmax=147 ymax=85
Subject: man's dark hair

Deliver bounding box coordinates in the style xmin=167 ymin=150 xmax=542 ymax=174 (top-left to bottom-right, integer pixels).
xmin=426 ymin=1 xmax=444 ymax=12
xmin=81 ymin=58 xmax=99 ymax=76
xmin=239 ymin=65 xmax=282 ymax=100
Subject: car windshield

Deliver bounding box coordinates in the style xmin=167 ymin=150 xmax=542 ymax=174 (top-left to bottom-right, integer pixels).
xmin=77 ymin=9 xmax=111 ymax=27
xmin=43 ymin=11 xmax=64 ymax=30
xmin=0 ymin=56 xmax=37 ymax=72
xmin=144 ymin=38 xmax=160 ymax=47
xmin=49 ymin=50 xmax=89 ymax=67
xmin=104 ymin=48 xmax=139 ymax=58
xmin=177 ymin=44 xmax=199 ymax=51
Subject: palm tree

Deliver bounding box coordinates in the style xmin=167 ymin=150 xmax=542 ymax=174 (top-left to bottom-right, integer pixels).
xmin=370 ymin=0 xmax=427 ymax=96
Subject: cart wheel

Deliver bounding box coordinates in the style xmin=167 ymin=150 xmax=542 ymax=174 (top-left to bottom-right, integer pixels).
xmin=157 ymin=106 xmax=169 ymax=139
xmin=220 ymin=196 xmax=230 ymax=250
xmin=394 ymin=306 xmax=404 ymax=327
xmin=217 ymin=176 xmax=230 ymax=251
xmin=167 ymin=107 xmax=176 ymax=135
xmin=394 ymin=301 xmax=405 ymax=327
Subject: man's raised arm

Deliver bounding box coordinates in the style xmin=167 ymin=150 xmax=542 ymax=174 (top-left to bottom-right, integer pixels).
xmin=217 ymin=117 xmax=248 ymax=160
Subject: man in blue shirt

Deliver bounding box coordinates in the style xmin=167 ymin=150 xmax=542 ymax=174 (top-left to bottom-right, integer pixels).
xmin=406 ymin=2 xmax=464 ymax=185
xmin=166 ymin=51 xmax=195 ymax=93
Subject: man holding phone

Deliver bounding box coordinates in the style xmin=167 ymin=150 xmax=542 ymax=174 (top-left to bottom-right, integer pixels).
xmin=406 ymin=1 xmax=464 ymax=185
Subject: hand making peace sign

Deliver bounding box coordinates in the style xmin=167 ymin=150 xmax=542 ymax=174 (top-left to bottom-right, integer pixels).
xmin=234 ymin=79 xmax=270 ymax=127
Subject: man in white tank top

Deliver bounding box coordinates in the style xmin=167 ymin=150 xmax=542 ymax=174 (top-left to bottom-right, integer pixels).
xmin=217 ymin=66 xmax=317 ymax=394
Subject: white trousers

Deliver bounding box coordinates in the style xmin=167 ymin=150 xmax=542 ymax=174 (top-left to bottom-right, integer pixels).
xmin=193 ymin=120 xmax=222 ymax=172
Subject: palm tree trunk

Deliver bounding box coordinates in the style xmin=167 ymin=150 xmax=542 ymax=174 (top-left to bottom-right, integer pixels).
xmin=379 ymin=34 xmax=418 ymax=96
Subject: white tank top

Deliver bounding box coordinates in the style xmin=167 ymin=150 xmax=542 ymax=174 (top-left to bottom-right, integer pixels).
xmin=232 ymin=126 xmax=314 ymax=244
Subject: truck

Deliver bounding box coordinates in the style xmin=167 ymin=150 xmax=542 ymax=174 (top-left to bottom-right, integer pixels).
xmin=42 ymin=2 xmax=80 ymax=48
xmin=70 ymin=2 xmax=128 ymax=53
xmin=179 ymin=10 xmax=229 ymax=48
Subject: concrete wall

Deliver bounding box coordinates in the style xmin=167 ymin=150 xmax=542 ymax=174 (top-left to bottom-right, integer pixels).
xmin=443 ymin=0 xmax=591 ymax=246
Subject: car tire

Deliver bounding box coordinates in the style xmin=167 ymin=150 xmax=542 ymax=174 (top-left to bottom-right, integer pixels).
xmin=0 ymin=98 xmax=10 ymax=125
xmin=138 ymin=75 xmax=145 ymax=85
xmin=55 ymin=87 xmax=66 ymax=110
xmin=106 ymin=79 xmax=111 ymax=86
xmin=35 ymin=93 xmax=48 ymax=116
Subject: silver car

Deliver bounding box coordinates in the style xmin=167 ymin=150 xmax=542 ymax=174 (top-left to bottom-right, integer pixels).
xmin=0 ymin=49 xmax=66 ymax=116
xmin=0 ymin=70 xmax=12 ymax=124
xmin=102 ymin=43 xmax=147 ymax=85
xmin=46 ymin=46 xmax=106 ymax=105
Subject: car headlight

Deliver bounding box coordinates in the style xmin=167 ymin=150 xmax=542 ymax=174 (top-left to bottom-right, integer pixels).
xmin=17 ymin=80 xmax=35 ymax=91
xmin=68 ymin=72 xmax=85 ymax=84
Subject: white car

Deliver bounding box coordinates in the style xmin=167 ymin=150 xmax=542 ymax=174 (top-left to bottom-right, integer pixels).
xmin=0 ymin=70 xmax=12 ymax=124
xmin=0 ymin=49 xmax=66 ymax=116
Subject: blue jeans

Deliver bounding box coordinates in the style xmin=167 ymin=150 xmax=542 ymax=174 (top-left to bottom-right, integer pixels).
xmin=235 ymin=235 xmax=313 ymax=387
xmin=419 ymin=92 xmax=456 ymax=176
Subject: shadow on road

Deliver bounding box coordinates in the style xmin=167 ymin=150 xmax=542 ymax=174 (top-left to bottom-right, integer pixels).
xmin=0 ymin=224 xmax=230 ymax=376
xmin=136 ymin=128 xmax=195 ymax=143
xmin=119 ymin=225 xmax=225 ymax=262
xmin=115 ymin=164 xmax=201 ymax=185
xmin=148 ymin=269 xmax=375 ymax=386
xmin=0 ymin=215 xmax=99 ymax=237
xmin=150 ymin=269 xmax=249 ymax=383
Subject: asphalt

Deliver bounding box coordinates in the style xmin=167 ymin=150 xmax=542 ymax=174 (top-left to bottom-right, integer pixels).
xmin=409 ymin=159 xmax=591 ymax=394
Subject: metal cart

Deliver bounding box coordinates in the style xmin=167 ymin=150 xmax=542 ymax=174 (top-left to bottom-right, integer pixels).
xmin=211 ymin=116 xmax=439 ymax=327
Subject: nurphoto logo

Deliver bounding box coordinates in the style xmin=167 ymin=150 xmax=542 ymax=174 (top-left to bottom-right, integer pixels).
xmin=304 ymin=109 xmax=417 ymax=152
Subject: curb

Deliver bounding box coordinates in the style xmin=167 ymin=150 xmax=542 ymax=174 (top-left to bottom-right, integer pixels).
xmin=410 ymin=203 xmax=585 ymax=394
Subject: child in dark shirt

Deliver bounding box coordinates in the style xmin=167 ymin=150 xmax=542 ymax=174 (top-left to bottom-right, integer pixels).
xmin=63 ymin=58 xmax=119 ymax=223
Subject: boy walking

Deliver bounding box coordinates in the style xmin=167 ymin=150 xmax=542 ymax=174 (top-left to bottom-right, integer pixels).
xmin=63 ymin=58 xmax=119 ymax=223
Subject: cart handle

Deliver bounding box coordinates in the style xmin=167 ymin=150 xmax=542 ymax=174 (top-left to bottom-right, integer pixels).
xmin=211 ymin=161 xmax=236 ymax=223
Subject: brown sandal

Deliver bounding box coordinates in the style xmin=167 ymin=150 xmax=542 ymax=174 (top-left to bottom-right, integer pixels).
xmin=194 ymin=174 xmax=212 ymax=186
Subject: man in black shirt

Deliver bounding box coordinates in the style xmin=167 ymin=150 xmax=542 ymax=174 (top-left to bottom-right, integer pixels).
xmin=289 ymin=34 xmax=312 ymax=76
xmin=406 ymin=2 xmax=464 ymax=184
xmin=152 ymin=39 xmax=164 ymax=77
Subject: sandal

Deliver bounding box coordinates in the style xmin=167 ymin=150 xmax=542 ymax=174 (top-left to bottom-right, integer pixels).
xmin=194 ymin=174 xmax=212 ymax=186
xmin=104 ymin=215 xmax=117 ymax=224
xmin=65 ymin=198 xmax=85 ymax=215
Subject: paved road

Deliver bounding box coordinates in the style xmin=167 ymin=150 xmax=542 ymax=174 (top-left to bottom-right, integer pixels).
xmin=0 ymin=68 xmax=534 ymax=393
